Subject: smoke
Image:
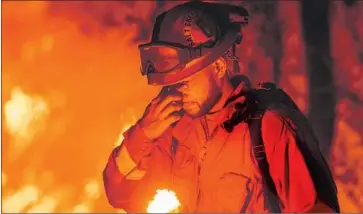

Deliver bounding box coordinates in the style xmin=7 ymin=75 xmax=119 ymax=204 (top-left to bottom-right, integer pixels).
xmin=48 ymin=1 xmax=160 ymax=43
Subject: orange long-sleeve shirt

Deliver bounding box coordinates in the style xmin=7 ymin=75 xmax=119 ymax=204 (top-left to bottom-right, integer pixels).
xmin=103 ymin=93 xmax=333 ymax=213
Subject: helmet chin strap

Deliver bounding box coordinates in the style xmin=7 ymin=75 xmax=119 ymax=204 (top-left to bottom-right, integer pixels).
xmin=232 ymin=44 xmax=240 ymax=74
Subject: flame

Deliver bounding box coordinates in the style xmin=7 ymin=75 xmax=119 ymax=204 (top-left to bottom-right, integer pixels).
xmin=3 ymin=185 xmax=40 ymax=213
xmin=84 ymin=179 xmax=100 ymax=200
xmin=147 ymin=189 xmax=181 ymax=213
xmin=336 ymin=181 xmax=360 ymax=212
xmin=26 ymin=196 xmax=58 ymax=213
xmin=116 ymin=208 xmax=127 ymax=213
xmin=4 ymin=87 xmax=49 ymax=160
xmin=114 ymin=115 xmax=137 ymax=148
xmin=4 ymin=87 xmax=49 ymax=136
xmin=72 ymin=203 xmax=90 ymax=213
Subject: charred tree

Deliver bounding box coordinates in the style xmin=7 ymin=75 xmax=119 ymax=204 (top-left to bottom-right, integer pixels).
xmin=301 ymin=0 xmax=336 ymax=158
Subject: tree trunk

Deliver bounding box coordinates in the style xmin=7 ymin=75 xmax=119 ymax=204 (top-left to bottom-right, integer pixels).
xmin=301 ymin=0 xmax=336 ymax=158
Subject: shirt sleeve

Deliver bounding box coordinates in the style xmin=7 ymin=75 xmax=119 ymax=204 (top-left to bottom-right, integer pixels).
xmin=114 ymin=123 xmax=153 ymax=180
xmin=261 ymin=110 xmax=318 ymax=213
xmin=103 ymin=123 xmax=173 ymax=211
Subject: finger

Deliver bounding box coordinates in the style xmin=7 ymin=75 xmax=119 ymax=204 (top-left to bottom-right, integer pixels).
xmin=155 ymin=95 xmax=182 ymax=113
xmin=159 ymin=102 xmax=183 ymax=119
xmin=164 ymin=114 xmax=182 ymax=126
xmin=150 ymin=96 xmax=160 ymax=106
xmin=151 ymin=86 xmax=172 ymax=106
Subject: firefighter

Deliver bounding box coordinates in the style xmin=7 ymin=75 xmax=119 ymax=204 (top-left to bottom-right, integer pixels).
xmin=103 ymin=1 xmax=339 ymax=213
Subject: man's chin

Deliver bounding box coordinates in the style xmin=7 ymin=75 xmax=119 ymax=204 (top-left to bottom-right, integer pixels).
xmin=183 ymin=107 xmax=203 ymax=118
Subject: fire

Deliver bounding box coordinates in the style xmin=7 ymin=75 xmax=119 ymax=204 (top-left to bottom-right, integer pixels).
xmin=3 ymin=185 xmax=40 ymax=213
xmin=4 ymin=87 xmax=49 ymax=160
xmin=72 ymin=203 xmax=90 ymax=213
xmin=84 ymin=180 xmax=100 ymax=200
xmin=147 ymin=189 xmax=181 ymax=213
xmin=114 ymin=115 xmax=137 ymax=148
xmin=4 ymin=87 xmax=49 ymax=137
xmin=26 ymin=196 xmax=58 ymax=213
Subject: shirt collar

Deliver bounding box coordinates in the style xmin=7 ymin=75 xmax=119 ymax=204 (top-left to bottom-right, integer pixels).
xmin=204 ymin=81 xmax=247 ymax=124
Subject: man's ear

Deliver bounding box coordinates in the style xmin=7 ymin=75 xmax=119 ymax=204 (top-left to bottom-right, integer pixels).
xmin=213 ymin=57 xmax=227 ymax=79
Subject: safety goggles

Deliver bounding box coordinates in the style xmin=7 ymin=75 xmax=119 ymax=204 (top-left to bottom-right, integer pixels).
xmin=138 ymin=28 xmax=241 ymax=86
xmin=139 ymin=41 xmax=214 ymax=75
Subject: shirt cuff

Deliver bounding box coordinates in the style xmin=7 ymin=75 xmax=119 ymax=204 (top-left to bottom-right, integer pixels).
xmin=115 ymin=144 xmax=147 ymax=180
xmin=123 ymin=122 xmax=153 ymax=163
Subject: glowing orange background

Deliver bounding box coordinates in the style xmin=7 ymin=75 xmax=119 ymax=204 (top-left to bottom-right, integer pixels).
xmin=2 ymin=1 xmax=363 ymax=212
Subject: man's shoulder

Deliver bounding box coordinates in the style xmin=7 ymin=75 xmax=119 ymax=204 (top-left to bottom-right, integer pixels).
xmin=262 ymin=108 xmax=297 ymax=132
xmin=261 ymin=109 xmax=284 ymax=127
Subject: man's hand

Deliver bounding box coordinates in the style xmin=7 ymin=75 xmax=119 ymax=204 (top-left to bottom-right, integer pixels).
xmin=139 ymin=87 xmax=183 ymax=140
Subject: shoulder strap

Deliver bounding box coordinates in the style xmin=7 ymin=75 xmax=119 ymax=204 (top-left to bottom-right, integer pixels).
xmin=221 ymin=89 xmax=283 ymax=212
xmin=246 ymin=112 xmax=282 ymax=213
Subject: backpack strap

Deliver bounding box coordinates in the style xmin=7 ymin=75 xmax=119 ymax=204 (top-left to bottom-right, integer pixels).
xmin=221 ymin=87 xmax=283 ymax=212
xmin=246 ymin=111 xmax=282 ymax=213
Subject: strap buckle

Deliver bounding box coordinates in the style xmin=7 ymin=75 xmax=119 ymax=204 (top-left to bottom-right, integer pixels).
xmin=246 ymin=111 xmax=264 ymax=121
xmin=253 ymin=145 xmax=266 ymax=160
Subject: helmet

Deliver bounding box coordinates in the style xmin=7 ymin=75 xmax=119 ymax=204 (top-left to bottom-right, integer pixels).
xmin=139 ymin=1 xmax=249 ymax=86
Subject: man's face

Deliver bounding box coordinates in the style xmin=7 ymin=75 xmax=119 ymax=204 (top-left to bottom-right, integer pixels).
xmin=172 ymin=62 xmax=223 ymax=118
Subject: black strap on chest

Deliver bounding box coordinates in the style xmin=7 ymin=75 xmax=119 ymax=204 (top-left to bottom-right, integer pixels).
xmin=222 ymin=94 xmax=282 ymax=212
xmin=246 ymin=112 xmax=282 ymax=213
